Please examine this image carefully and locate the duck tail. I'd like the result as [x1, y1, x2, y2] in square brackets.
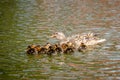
[97, 39, 106, 43]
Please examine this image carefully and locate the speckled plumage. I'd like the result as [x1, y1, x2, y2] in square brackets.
[50, 32, 106, 49]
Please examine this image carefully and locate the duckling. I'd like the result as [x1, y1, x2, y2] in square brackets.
[38, 43, 51, 54]
[26, 44, 38, 55]
[67, 42, 75, 49]
[38, 47, 47, 54]
[61, 42, 74, 54]
[78, 43, 87, 52]
[66, 42, 75, 54]
[47, 45, 55, 56]
[53, 44, 62, 53]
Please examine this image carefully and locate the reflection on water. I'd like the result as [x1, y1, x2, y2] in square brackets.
[0, 0, 120, 80]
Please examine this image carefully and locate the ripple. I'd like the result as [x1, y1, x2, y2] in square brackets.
[0, 0, 120, 80]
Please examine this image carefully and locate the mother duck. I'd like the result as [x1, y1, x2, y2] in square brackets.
[50, 32, 106, 49]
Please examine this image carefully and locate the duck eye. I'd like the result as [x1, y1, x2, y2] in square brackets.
[94, 34, 97, 36]
[55, 32, 58, 34]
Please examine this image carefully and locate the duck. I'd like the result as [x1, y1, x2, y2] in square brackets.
[50, 32, 106, 49]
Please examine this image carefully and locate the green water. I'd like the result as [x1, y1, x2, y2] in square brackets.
[0, 0, 120, 80]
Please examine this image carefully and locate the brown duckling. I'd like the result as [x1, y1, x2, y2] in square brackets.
[38, 43, 51, 54]
[38, 47, 47, 54]
[78, 43, 87, 52]
[26, 44, 38, 55]
[47, 45, 55, 56]
[61, 42, 74, 54]
[53, 44, 62, 53]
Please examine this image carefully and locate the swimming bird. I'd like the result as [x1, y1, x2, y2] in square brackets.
[53, 44, 62, 53]
[50, 32, 106, 49]
[38, 43, 52, 54]
[78, 43, 87, 52]
[26, 44, 39, 55]
[61, 42, 75, 54]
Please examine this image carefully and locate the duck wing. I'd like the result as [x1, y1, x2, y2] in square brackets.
[67, 32, 106, 46]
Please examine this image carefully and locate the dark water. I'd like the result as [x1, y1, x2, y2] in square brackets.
[0, 0, 120, 80]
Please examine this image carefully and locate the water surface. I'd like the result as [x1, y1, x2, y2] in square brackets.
[0, 0, 120, 80]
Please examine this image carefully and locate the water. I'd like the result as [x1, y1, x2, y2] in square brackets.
[0, 0, 120, 80]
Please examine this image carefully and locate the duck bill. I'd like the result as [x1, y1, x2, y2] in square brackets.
[50, 35, 56, 38]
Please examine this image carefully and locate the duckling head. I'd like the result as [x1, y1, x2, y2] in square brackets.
[67, 42, 75, 48]
[50, 32, 66, 41]
[61, 43, 68, 50]
[44, 43, 51, 49]
[78, 43, 87, 52]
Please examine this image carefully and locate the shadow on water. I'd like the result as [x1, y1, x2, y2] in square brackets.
[0, 0, 120, 80]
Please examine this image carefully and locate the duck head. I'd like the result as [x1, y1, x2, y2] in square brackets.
[50, 32, 66, 41]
